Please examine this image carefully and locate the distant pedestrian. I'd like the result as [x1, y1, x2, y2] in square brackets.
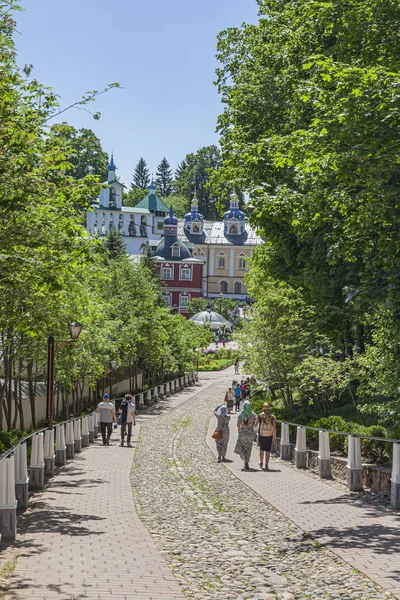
[224, 387, 234, 414]
[234, 383, 241, 412]
[234, 358, 239, 374]
[118, 394, 136, 447]
[241, 380, 247, 399]
[255, 403, 276, 470]
[213, 404, 230, 462]
[234, 400, 257, 470]
[222, 337, 226, 348]
[96, 394, 116, 446]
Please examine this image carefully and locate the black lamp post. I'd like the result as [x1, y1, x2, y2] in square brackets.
[46, 321, 83, 427]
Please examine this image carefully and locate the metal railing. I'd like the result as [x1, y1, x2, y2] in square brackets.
[0, 371, 198, 541]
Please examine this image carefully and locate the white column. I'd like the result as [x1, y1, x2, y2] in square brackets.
[113, 212, 119, 230]
[86, 211, 95, 234]
[347, 435, 363, 491]
[29, 433, 45, 488]
[14, 443, 29, 508]
[391, 442, 400, 509]
[209, 247, 215, 276]
[0, 456, 17, 539]
[318, 430, 332, 478]
[123, 213, 130, 236]
[280, 422, 291, 460]
[44, 429, 55, 476]
[105, 212, 111, 234]
[295, 426, 306, 468]
[229, 248, 234, 278]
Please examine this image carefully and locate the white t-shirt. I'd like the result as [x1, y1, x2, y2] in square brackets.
[126, 404, 135, 424]
[97, 401, 115, 423]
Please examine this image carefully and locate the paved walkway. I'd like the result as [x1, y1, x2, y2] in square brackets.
[2, 371, 400, 599]
[207, 411, 400, 599]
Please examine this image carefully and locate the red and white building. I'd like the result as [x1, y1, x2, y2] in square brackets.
[153, 207, 203, 315]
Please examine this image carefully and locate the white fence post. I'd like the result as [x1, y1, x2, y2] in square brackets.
[81, 416, 89, 447]
[294, 426, 307, 468]
[280, 422, 291, 460]
[391, 442, 400, 509]
[66, 421, 75, 458]
[44, 429, 55, 476]
[74, 419, 82, 453]
[93, 412, 99, 438]
[14, 443, 29, 508]
[0, 456, 17, 540]
[29, 432, 45, 488]
[318, 430, 332, 478]
[347, 435, 363, 491]
[139, 392, 144, 408]
[56, 424, 66, 466]
[88, 415, 94, 443]
[146, 390, 151, 406]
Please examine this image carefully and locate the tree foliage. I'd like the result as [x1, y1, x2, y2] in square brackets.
[131, 157, 151, 189]
[215, 0, 400, 427]
[49, 124, 108, 180]
[155, 157, 173, 197]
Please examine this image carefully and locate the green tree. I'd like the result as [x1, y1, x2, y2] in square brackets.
[103, 228, 127, 260]
[131, 157, 150, 189]
[174, 146, 222, 219]
[122, 187, 147, 207]
[49, 124, 108, 180]
[167, 194, 190, 218]
[155, 157, 173, 197]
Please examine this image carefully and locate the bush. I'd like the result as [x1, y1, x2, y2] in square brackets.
[0, 430, 28, 454]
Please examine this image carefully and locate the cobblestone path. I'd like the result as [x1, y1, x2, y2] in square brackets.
[132, 369, 395, 600]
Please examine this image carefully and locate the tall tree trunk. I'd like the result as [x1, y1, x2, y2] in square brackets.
[26, 361, 37, 429]
[344, 321, 353, 358]
[18, 359, 24, 431]
[355, 322, 365, 354]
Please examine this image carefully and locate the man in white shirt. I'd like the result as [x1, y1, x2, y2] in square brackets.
[96, 394, 116, 446]
[119, 394, 136, 447]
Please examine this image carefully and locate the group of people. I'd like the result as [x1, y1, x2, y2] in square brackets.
[213, 400, 276, 470]
[96, 393, 136, 447]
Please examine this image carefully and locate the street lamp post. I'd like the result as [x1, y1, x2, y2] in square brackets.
[46, 321, 84, 427]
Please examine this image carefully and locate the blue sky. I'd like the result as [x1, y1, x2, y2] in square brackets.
[15, 0, 257, 185]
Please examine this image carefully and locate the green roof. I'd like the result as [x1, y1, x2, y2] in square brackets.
[135, 192, 169, 213]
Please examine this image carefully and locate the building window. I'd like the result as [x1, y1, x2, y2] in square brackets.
[218, 257, 225, 269]
[234, 281, 242, 295]
[162, 293, 171, 307]
[172, 244, 180, 258]
[180, 294, 190, 308]
[109, 187, 117, 209]
[238, 258, 246, 270]
[219, 281, 228, 293]
[161, 267, 172, 280]
[181, 267, 192, 280]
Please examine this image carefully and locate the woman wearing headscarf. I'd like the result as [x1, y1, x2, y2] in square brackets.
[213, 404, 231, 462]
[234, 400, 257, 470]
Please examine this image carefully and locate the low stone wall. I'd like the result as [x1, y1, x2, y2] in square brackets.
[276, 441, 392, 494]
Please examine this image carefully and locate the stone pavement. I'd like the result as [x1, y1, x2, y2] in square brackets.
[3, 420, 187, 599]
[207, 410, 400, 599]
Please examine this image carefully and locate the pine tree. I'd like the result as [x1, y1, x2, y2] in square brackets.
[155, 157, 173, 197]
[131, 157, 150, 189]
[104, 227, 126, 260]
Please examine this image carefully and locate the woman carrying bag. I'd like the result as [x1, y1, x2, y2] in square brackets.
[234, 400, 257, 470]
[213, 405, 230, 462]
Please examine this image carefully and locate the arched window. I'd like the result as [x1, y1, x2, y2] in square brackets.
[239, 258, 246, 269]
[219, 281, 228, 293]
[109, 187, 117, 208]
[234, 281, 242, 295]
[218, 257, 225, 268]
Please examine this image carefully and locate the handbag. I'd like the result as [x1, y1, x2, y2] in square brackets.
[212, 428, 222, 441]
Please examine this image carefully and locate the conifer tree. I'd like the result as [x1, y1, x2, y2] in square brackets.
[131, 157, 150, 189]
[104, 227, 126, 260]
[155, 157, 173, 197]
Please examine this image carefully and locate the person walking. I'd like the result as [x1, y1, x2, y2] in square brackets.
[224, 387, 234, 414]
[213, 404, 230, 462]
[119, 394, 136, 447]
[234, 400, 257, 470]
[234, 358, 239, 375]
[234, 382, 241, 412]
[96, 394, 116, 446]
[255, 403, 276, 470]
